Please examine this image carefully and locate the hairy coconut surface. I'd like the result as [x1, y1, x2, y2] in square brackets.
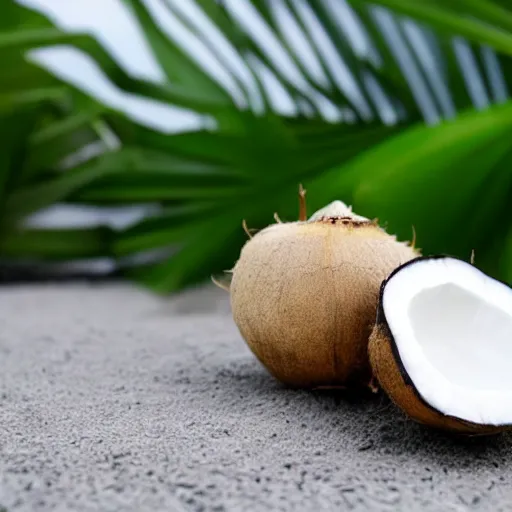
[369, 256, 512, 435]
[230, 202, 417, 388]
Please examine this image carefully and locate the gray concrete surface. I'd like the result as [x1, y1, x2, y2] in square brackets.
[0, 283, 511, 512]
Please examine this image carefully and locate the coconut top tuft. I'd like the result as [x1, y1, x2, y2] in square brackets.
[308, 200, 370, 223]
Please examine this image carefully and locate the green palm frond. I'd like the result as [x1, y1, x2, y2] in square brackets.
[4, 0, 512, 290]
[0, 3, 115, 261]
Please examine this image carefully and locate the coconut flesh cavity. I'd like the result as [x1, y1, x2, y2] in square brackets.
[369, 256, 512, 433]
[230, 197, 418, 388]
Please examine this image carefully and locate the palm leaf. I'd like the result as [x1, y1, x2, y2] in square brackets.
[0, 4, 114, 264]
[4, 0, 512, 289]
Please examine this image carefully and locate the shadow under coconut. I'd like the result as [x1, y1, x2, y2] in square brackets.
[209, 359, 512, 468]
[355, 392, 512, 459]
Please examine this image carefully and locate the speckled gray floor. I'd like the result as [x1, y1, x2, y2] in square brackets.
[0, 283, 511, 512]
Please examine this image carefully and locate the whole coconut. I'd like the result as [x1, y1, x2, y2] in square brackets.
[229, 200, 418, 388]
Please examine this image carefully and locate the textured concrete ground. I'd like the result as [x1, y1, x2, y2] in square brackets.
[1, 283, 511, 512]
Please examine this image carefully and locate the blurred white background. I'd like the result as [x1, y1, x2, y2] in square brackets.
[18, 0, 507, 128]
[19, 0, 405, 129]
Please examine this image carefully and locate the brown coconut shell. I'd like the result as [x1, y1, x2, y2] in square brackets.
[230, 209, 418, 388]
[368, 257, 505, 435]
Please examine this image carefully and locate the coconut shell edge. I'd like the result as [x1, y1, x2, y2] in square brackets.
[368, 273, 506, 436]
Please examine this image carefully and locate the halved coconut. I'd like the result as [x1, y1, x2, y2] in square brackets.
[369, 256, 512, 434]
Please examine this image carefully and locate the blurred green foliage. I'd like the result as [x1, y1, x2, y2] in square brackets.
[3, 0, 512, 292]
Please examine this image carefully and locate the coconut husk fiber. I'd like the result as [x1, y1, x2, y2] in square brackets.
[230, 207, 417, 388]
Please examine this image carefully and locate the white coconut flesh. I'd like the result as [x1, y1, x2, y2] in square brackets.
[382, 257, 512, 426]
